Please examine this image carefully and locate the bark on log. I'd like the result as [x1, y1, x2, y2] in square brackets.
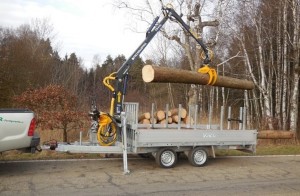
[138, 112, 151, 122]
[170, 108, 187, 118]
[142, 65, 255, 90]
[257, 130, 295, 139]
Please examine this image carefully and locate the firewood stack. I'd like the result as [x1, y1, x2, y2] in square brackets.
[138, 108, 194, 125]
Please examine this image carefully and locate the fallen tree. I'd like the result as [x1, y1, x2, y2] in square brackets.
[142, 65, 255, 90]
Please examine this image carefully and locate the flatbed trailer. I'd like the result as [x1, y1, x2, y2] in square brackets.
[56, 103, 257, 174]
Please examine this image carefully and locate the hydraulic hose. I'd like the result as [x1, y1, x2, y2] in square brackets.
[97, 113, 117, 146]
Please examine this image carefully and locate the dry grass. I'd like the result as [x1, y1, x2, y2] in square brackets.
[216, 143, 300, 156]
[1, 122, 299, 161]
[1, 142, 299, 161]
[37, 125, 90, 145]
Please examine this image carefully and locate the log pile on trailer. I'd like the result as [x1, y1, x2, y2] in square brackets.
[138, 108, 194, 125]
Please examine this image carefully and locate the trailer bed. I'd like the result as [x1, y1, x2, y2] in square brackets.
[53, 102, 258, 173]
[133, 129, 257, 147]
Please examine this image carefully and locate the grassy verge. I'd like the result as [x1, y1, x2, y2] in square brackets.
[1, 144, 300, 161]
[215, 144, 300, 156]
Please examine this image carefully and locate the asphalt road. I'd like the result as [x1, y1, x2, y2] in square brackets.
[0, 155, 300, 196]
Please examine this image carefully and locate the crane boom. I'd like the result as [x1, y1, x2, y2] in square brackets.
[103, 6, 211, 117]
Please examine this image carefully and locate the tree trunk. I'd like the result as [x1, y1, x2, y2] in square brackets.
[142, 65, 255, 90]
[275, 3, 282, 129]
[290, 0, 300, 134]
[282, 0, 288, 130]
[63, 128, 67, 142]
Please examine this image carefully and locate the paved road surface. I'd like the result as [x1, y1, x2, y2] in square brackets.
[1, 155, 300, 196]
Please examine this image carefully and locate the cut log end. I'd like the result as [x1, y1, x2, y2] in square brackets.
[142, 65, 155, 82]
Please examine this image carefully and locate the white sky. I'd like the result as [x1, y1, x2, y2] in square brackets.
[0, 0, 147, 69]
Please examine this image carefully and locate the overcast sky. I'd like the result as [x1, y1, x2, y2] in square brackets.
[0, 0, 148, 69]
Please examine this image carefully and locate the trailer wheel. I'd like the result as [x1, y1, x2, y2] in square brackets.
[188, 147, 208, 167]
[156, 148, 177, 168]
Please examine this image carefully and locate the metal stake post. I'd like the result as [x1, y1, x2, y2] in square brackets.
[121, 112, 130, 175]
[151, 103, 155, 128]
[243, 106, 246, 130]
[227, 106, 231, 130]
[220, 106, 224, 130]
[178, 104, 182, 130]
[79, 131, 82, 145]
[194, 105, 198, 130]
[239, 107, 243, 130]
[165, 104, 169, 128]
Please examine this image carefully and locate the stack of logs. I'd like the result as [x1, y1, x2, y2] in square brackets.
[138, 108, 194, 125]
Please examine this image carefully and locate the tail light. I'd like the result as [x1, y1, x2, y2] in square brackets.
[28, 118, 36, 136]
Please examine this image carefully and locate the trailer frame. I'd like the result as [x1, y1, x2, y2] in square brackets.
[55, 102, 257, 174]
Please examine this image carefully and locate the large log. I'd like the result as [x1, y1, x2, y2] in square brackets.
[171, 115, 180, 123]
[154, 110, 165, 121]
[150, 117, 157, 124]
[138, 112, 151, 122]
[170, 108, 187, 119]
[139, 119, 150, 124]
[142, 65, 255, 90]
[167, 117, 172, 124]
[257, 130, 295, 139]
[183, 116, 194, 124]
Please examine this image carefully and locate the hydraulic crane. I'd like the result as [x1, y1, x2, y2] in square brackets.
[90, 3, 216, 146]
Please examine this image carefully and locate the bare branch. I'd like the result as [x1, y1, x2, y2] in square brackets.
[216, 52, 242, 67]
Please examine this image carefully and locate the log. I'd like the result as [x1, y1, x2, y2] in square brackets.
[139, 119, 150, 124]
[168, 117, 172, 124]
[159, 119, 167, 124]
[183, 116, 194, 124]
[138, 112, 151, 122]
[170, 108, 187, 119]
[142, 65, 255, 90]
[150, 117, 157, 124]
[167, 111, 171, 117]
[257, 130, 295, 139]
[154, 110, 165, 121]
[171, 115, 180, 123]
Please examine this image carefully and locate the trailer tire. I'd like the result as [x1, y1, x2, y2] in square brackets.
[188, 147, 208, 167]
[156, 148, 177, 168]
